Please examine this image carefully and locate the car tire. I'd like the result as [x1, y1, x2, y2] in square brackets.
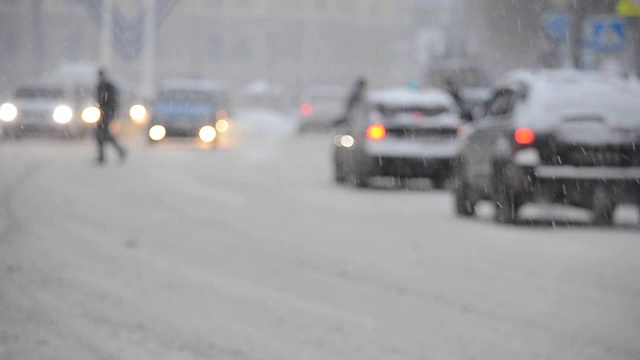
[493, 162, 519, 224]
[592, 185, 615, 226]
[334, 157, 347, 184]
[432, 174, 447, 190]
[454, 179, 475, 217]
[3, 128, 18, 140]
[351, 155, 372, 188]
[352, 174, 370, 188]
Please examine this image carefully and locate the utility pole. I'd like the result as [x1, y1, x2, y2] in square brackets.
[100, 0, 113, 69]
[31, 0, 43, 76]
[142, 0, 156, 98]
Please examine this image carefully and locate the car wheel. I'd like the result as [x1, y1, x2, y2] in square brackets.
[334, 155, 347, 184]
[3, 128, 18, 140]
[592, 185, 615, 226]
[352, 174, 370, 188]
[454, 174, 475, 217]
[432, 174, 447, 190]
[493, 162, 519, 224]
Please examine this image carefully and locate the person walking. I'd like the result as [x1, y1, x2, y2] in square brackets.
[335, 77, 368, 127]
[95, 69, 126, 165]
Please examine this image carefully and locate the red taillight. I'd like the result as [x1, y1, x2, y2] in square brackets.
[514, 127, 535, 145]
[300, 103, 313, 116]
[366, 123, 387, 141]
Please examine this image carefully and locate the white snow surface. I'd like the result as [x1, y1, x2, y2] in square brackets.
[1, 112, 639, 359]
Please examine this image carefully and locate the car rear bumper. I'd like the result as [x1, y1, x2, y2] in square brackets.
[365, 139, 458, 159]
[365, 156, 453, 178]
[534, 166, 640, 181]
[511, 165, 640, 206]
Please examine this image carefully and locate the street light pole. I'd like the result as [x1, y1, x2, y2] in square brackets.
[142, 0, 156, 98]
[100, 0, 113, 69]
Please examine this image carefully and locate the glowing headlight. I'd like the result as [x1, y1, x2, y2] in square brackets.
[53, 105, 73, 124]
[339, 135, 355, 148]
[82, 106, 101, 123]
[199, 125, 217, 143]
[215, 119, 229, 133]
[129, 104, 147, 124]
[0, 103, 17, 122]
[149, 125, 166, 141]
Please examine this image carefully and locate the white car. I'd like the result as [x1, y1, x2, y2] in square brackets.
[454, 69, 640, 225]
[333, 87, 462, 188]
[0, 81, 95, 138]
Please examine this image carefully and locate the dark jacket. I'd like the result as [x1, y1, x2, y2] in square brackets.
[96, 80, 119, 118]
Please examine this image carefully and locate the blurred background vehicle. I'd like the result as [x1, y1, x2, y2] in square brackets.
[454, 69, 640, 225]
[297, 85, 348, 133]
[147, 78, 232, 145]
[239, 79, 289, 113]
[333, 87, 462, 189]
[0, 80, 92, 139]
[426, 56, 493, 121]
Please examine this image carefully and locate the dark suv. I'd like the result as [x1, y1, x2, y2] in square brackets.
[454, 70, 640, 225]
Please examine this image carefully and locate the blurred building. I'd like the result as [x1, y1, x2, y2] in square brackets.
[0, 0, 416, 95]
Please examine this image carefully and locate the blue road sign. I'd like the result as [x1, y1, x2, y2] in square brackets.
[583, 16, 626, 53]
[544, 11, 572, 41]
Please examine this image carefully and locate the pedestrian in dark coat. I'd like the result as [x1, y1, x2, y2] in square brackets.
[95, 69, 126, 164]
[335, 77, 368, 127]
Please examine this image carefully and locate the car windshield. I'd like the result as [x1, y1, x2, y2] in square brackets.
[156, 90, 220, 104]
[3, 2, 640, 359]
[15, 87, 64, 99]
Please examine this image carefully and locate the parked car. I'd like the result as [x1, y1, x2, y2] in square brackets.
[454, 69, 640, 225]
[333, 87, 462, 188]
[147, 78, 232, 144]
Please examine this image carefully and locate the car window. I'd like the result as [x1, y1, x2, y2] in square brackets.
[15, 87, 64, 99]
[487, 89, 515, 117]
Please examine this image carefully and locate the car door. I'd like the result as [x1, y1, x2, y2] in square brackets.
[464, 88, 517, 189]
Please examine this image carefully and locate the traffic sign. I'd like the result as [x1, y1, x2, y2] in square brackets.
[617, 0, 640, 17]
[583, 16, 626, 53]
[544, 11, 572, 41]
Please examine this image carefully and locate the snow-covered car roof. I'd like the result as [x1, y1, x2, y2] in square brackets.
[501, 69, 640, 129]
[500, 68, 635, 89]
[369, 87, 457, 109]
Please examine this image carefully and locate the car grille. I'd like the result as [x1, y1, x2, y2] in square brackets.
[18, 110, 51, 124]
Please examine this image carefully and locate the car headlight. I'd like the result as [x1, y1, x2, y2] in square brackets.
[149, 125, 166, 141]
[129, 104, 147, 124]
[53, 105, 73, 124]
[82, 106, 101, 123]
[215, 119, 229, 133]
[199, 125, 217, 143]
[0, 103, 17, 122]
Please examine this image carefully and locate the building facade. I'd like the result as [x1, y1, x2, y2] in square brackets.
[0, 0, 415, 95]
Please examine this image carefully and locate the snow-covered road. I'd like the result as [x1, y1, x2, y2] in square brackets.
[1, 118, 639, 359]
